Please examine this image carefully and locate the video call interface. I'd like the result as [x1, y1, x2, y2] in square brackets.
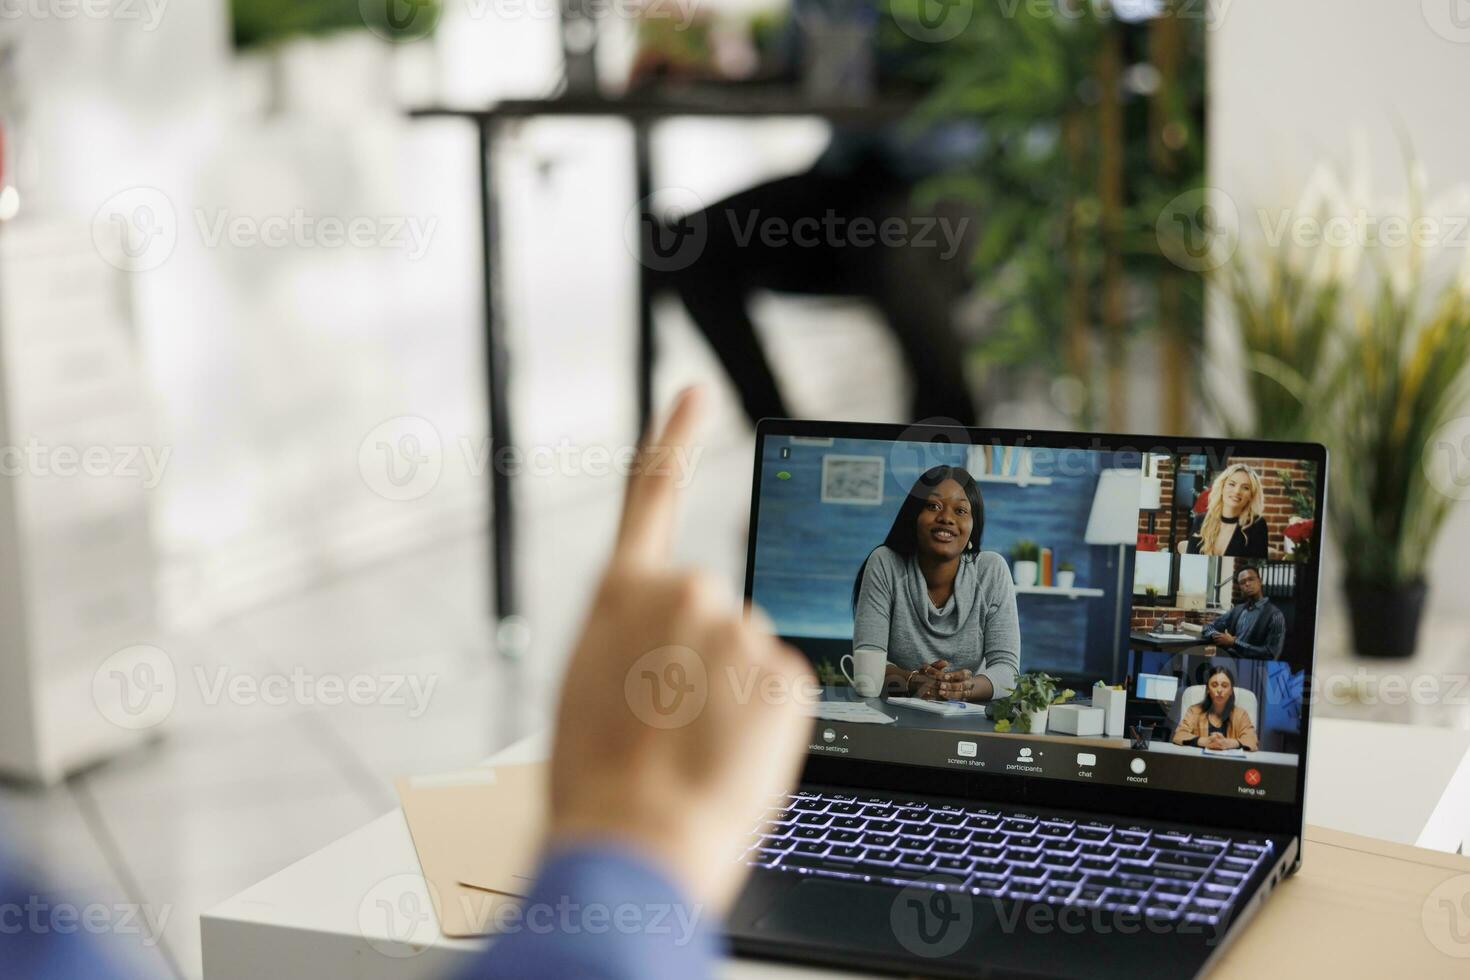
[750, 435, 1321, 803]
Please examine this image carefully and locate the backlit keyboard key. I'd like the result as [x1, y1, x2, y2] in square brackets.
[934, 856, 974, 876]
[1155, 851, 1215, 871]
[897, 856, 937, 873]
[969, 874, 1006, 894]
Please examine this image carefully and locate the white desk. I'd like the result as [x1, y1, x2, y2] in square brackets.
[202, 718, 1470, 979]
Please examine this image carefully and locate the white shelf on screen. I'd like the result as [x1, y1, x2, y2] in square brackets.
[1014, 585, 1106, 599]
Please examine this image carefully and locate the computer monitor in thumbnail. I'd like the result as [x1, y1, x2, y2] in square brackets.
[746, 427, 1324, 804]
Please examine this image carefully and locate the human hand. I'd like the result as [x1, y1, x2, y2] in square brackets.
[935, 669, 973, 700]
[546, 388, 816, 914]
[1215, 631, 1236, 647]
[912, 660, 948, 699]
[1202, 733, 1227, 751]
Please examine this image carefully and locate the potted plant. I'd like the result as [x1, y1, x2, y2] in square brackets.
[1010, 540, 1041, 587]
[1218, 155, 1470, 657]
[991, 673, 1072, 734]
[1329, 278, 1470, 657]
[1056, 561, 1077, 590]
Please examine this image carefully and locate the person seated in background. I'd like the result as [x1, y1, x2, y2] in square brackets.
[1202, 565, 1285, 659]
[1172, 665, 1258, 752]
[851, 465, 1019, 703]
[1182, 463, 1271, 557]
[649, 0, 983, 426]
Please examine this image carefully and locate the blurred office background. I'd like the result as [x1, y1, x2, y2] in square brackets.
[1, 1, 1469, 976]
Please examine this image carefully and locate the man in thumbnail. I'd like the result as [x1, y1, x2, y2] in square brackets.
[1203, 565, 1285, 659]
[851, 465, 1019, 702]
[1172, 665, 1259, 751]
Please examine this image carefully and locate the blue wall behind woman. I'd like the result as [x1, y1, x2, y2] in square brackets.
[751, 437, 1135, 677]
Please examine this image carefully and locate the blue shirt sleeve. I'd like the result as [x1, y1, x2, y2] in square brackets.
[469, 846, 722, 980]
[0, 865, 144, 979]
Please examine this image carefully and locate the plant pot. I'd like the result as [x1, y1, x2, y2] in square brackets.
[1013, 560, 1039, 587]
[1056, 570, 1076, 590]
[1022, 707, 1049, 735]
[1344, 579, 1428, 659]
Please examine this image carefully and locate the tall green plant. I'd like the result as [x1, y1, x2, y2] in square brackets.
[1331, 282, 1470, 586]
[1216, 255, 1344, 442]
[1218, 159, 1470, 588]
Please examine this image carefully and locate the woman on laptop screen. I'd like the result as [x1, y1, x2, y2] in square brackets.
[1171, 665, 1259, 751]
[851, 465, 1019, 702]
[1184, 462, 1270, 557]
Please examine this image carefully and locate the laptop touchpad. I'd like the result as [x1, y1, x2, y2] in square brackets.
[753, 880, 994, 957]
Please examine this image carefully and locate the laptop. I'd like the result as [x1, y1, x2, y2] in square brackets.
[726, 419, 1326, 978]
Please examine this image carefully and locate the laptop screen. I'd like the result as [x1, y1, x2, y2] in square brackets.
[748, 428, 1320, 804]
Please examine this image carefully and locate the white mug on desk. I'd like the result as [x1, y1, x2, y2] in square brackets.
[841, 646, 886, 698]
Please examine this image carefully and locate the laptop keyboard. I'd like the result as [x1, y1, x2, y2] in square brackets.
[742, 791, 1274, 924]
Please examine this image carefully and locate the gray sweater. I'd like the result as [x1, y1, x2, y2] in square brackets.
[853, 546, 1020, 699]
